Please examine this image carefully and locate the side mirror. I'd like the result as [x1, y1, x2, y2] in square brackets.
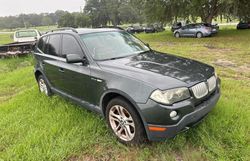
[66, 54, 84, 64]
[146, 43, 150, 48]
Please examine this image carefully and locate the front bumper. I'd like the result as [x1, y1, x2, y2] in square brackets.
[138, 85, 220, 141]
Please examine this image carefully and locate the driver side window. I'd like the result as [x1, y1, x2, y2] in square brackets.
[62, 34, 83, 58]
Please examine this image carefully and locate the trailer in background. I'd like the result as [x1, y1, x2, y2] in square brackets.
[0, 41, 36, 58]
[0, 29, 40, 58]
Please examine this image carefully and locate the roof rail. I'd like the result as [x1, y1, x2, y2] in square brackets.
[46, 27, 78, 34]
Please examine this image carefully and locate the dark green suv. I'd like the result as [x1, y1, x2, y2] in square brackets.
[34, 28, 221, 144]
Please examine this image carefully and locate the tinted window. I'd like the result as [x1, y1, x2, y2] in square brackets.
[47, 34, 61, 56]
[62, 35, 83, 58]
[37, 36, 47, 53]
[187, 24, 195, 29]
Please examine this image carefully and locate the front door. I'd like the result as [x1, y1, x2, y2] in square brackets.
[58, 34, 91, 101]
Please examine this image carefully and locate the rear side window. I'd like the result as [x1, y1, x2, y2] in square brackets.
[47, 34, 61, 56]
[62, 35, 83, 58]
[37, 36, 47, 53]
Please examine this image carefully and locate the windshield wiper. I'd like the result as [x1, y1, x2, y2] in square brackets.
[109, 55, 130, 60]
[137, 50, 150, 56]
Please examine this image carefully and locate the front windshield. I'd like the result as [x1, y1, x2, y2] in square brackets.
[80, 31, 149, 60]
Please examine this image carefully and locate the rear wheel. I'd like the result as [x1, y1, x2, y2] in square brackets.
[37, 75, 52, 96]
[106, 97, 147, 144]
[174, 32, 180, 38]
[196, 32, 203, 38]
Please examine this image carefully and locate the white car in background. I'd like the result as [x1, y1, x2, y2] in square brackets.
[14, 29, 41, 43]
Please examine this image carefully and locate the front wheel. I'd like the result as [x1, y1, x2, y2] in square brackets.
[106, 97, 147, 144]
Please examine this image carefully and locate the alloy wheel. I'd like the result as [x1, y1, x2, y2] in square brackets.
[39, 78, 48, 95]
[109, 105, 135, 141]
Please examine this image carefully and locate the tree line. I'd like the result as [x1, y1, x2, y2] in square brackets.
[0, 0, 249, 29]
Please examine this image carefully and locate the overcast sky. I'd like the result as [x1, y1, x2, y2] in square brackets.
[0, 0, 85, 16]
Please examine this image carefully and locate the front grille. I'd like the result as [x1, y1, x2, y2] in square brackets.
[207, 76, 216, 92]
[191, 75, 217, 99]
[191, 82, 208, 99]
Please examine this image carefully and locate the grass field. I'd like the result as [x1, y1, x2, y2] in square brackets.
[0, 27, 249, 161]
[0, 33, 12, 45]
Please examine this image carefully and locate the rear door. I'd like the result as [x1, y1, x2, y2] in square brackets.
[189, 24, 198, 36]
[41, 34, 67, 91]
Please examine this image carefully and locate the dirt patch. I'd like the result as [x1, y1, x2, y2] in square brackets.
[204, 44, 217, 49]
[65, 144, 139, 161]
[213, 59, 237, 68]
[154, 42, 177, 48]
[204, 44, 235, 53]
[237, 64, 250, 73]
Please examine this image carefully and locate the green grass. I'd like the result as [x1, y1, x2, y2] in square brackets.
[0, 27, 249, 161]
[0, 33, 12, 45]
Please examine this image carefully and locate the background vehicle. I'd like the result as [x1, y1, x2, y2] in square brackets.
[0, 29, 40, 58]
[171, 22, 182, 32]
[153, 23, 165, 32]
[237, 22, 250, 29]
[14, 29, 41, 43]
[126, 25, 144, 34]
[144, 25, 156, 33]
[174, 24, 212, 38]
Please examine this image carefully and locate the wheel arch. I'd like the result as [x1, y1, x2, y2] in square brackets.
[34, 69, 51, 87]
[100, 89, 150, 137]
[196, 31, 203, 37]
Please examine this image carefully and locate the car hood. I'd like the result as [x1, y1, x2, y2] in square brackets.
[97, 51, 215, 89]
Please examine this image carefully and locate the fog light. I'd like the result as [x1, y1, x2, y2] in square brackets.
[170, 111, 177, 118]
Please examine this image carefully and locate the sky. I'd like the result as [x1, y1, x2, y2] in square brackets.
[0, 0, 85, 17]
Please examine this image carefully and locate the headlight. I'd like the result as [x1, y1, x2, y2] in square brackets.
[150, 87, 190, 105]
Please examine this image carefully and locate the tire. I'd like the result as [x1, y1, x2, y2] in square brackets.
[196, 32, 203, 38]
[37, 75, 52, 96]
[174, 32, 180, 38]
[105, 97, 147, 144]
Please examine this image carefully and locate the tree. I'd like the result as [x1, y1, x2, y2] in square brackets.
[131, 0, 190, 24]
[84, 0, 109, 27]
[42, 16, 53, 26]
[75, 13, 91, 27]
[58, 12, 76, 28]
[187, 0, 233, 23]
[235, 0, 250, 22]
[84, 0, 141, 27]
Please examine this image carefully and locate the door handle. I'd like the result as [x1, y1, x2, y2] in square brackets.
[59, 68, 64, 73]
